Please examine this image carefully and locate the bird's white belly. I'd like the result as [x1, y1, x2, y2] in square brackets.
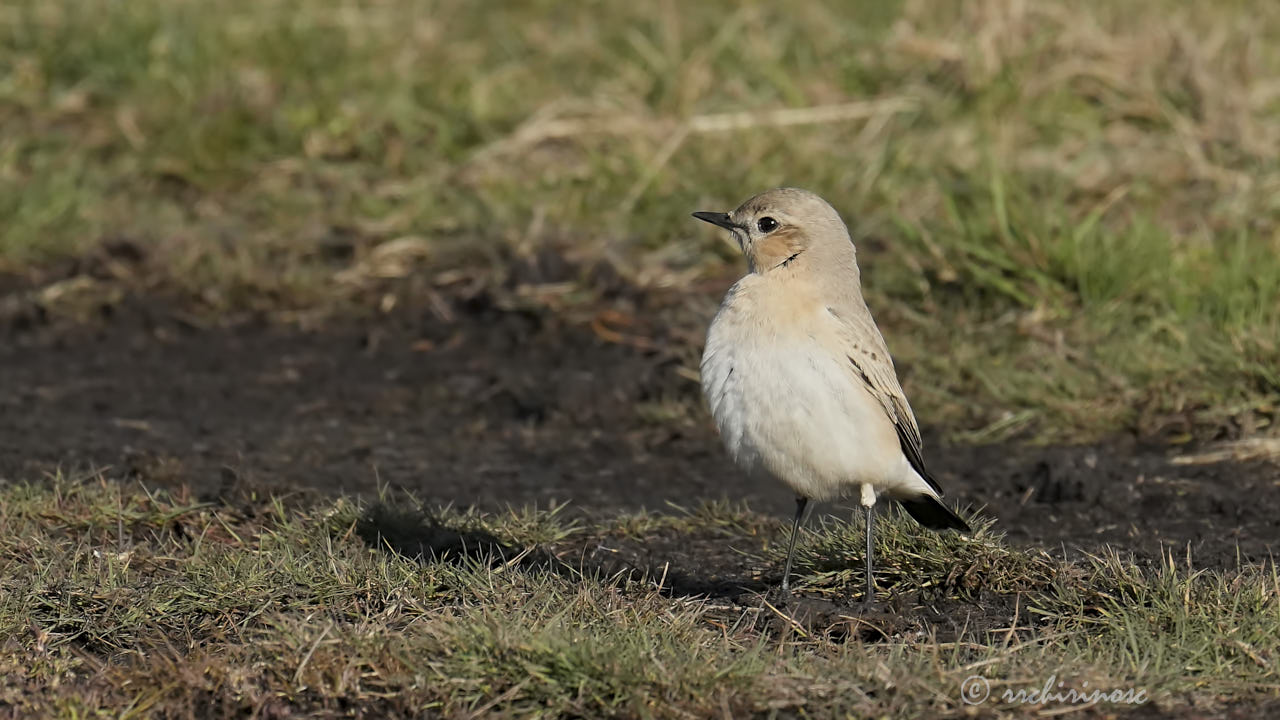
[702, 331, 909, 502]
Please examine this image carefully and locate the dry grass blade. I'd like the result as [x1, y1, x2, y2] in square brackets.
[1172, 438, 1280, 466]
[470, 97, 920, 165]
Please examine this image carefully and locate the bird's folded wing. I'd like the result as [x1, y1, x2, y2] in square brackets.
[828, 305, 943, 496]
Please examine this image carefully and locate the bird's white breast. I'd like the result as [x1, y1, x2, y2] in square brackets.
[700, 278, 919, 502]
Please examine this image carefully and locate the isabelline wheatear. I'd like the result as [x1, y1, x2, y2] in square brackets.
[694, 188, 969, 604]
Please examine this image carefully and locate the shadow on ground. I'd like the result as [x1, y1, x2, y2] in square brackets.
[354, 501, 771, 600]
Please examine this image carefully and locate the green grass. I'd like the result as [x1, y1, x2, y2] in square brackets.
[3, 0, 1279, 440]
[1, 476, 1276, 717]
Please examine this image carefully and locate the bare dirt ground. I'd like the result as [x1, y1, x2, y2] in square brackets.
[3, 279, 1277, 583]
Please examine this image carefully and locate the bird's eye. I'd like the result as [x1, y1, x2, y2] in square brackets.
[757, 217, 779, 233]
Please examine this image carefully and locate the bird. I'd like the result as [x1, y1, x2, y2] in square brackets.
[693, 187, 969, 605]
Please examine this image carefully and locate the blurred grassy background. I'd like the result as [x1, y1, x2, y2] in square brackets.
[2, 0, 1278, 441]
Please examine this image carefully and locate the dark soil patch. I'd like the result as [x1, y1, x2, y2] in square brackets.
[2, 286, 1278, 584]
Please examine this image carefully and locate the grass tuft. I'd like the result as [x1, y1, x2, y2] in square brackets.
[787, 509, 1061, 599]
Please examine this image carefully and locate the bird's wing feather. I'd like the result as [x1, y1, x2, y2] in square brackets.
[827, 303, 943, 496]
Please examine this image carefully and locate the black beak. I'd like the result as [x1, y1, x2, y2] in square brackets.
[691, 211, 739, 231]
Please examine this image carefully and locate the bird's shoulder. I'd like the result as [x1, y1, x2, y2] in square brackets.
[820, 296, 893, 362]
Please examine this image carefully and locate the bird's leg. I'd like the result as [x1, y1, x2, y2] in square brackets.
[860, 483, 876, 607]
[781, 496, 808, 595]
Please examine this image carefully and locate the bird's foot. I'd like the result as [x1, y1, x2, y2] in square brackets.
[764, 583, 794, 607]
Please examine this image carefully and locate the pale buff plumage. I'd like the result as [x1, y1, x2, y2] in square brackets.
[694, 188, 968, 600]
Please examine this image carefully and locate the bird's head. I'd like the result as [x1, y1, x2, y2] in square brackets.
[693, 187, 853, 275]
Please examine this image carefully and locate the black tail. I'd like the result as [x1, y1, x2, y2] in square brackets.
[899, 495, 970, 532]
